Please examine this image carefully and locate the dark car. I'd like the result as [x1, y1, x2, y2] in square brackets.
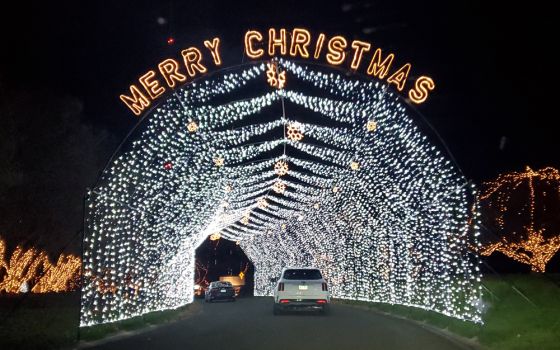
[204, 281, 236, 302]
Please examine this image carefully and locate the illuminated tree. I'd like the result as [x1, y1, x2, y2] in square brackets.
[0, 237, 81, 293]
[0, 244, 49, 293]
[0, 239, 7, 275]
[31, 254, 82, 293]
[480, 166, 560, 272]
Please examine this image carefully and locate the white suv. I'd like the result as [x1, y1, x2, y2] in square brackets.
[272, 267, 330, 315]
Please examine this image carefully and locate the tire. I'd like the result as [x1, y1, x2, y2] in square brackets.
[273, 304, 282, 315]
[320, 305, 330, 316]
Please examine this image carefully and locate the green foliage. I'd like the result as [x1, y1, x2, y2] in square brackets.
[0, 292, 192, 349]
[339, 274, 560, 350]
[0, 293, 80, 350]
[79, 304, 193, 342]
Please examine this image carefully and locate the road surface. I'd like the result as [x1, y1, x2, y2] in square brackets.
[85, 297, 469, 350]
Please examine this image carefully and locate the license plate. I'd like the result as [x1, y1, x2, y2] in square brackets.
[298, 285, 308, 290]
[220, 289, 226, 292]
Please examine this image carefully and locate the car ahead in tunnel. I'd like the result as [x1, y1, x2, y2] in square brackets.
[272, 267, 330, 315]
[205, 281, 236, 302]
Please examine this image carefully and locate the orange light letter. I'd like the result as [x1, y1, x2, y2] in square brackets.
[139, 70, 165, 99]
[204, 38, 222, 66]
[326, 36, 347, 65]
[289, 28, 311, 58]
[268, 28, 287, 56]
[120, 85, 151, 116]
[314, 33, 326, 59]
[158, 59, 187, 89]
[366, 48, 394, 79]
[408, 76, 435, 104]
[181, 47, 208, 77]
[245, 30, 264, 58]
[387, 63, 411, 91]
[350, 40, 371, 70]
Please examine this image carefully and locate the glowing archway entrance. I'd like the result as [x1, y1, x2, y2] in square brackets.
[80, 59, 482, 326]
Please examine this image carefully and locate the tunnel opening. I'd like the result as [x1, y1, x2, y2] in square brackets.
[194, 236, 255, 298]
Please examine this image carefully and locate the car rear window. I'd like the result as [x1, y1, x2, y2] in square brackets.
[211, 282, 232, 288]
[283, 269, 322, 280]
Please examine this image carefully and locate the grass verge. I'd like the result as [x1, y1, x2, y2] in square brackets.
[0, 292, 81, 350]
[336, 274, 560, 350]
[79, 302, 195, 343]
[0, 292, 196, 349]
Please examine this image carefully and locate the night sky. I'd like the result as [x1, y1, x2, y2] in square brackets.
[1, 0, 558, 257]
[2, 1, 558, 180]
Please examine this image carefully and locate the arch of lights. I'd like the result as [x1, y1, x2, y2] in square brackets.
[80, 59, 483, 326]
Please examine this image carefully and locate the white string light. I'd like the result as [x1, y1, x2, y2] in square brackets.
[80, 60, 482, 326]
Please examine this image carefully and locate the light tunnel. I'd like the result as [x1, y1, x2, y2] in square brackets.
[80, 59, 482, 326]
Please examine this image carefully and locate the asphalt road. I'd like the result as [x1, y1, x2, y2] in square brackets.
[86, 297, 469, 350]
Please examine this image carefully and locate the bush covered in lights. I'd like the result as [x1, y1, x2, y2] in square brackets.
[80, 59, 482, 326]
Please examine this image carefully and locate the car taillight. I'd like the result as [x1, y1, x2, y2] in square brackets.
[317, 299, 327, 304]
[278, 283, 284, 291]
[280, 299, 290, 304]
[322, 283, 328, 291]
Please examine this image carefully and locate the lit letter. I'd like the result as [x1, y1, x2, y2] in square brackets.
[408, 76, 435, 104]
[204, 37, 222, 66]
[387, 63, 411, 91]
[326, 36, 347, 65]
[120, 85, 150, 116]
[139, 70, 165, 99]
[350, 40, 371, 70]
[245, 30, 264, 58]
[366, 48, 394, 79]
[289, 28, 311, 58]
[158, 59, 187, 89]
[268, 28, 287, 56]
[314, 33, 325, 59]
[181, 47, 208, 77]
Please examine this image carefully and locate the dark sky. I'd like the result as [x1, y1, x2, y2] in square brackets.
[1, 0, 558, 182]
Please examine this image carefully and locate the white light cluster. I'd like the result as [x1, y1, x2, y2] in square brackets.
[81, 59, 482, 326]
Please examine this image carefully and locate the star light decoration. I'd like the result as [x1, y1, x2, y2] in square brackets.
[80, 59, 482, 326]
[287, 122, 304, 141]
[209, 232, 221, 241]
[366, 120, 377, 132]
[266, 61, 286, 89]
[187, 121, 198, 133]
[272, 181, 286, 194]
[274, 160, 289, 176]
[213, 157, 224, 167]
[257, 197, 268, 209]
